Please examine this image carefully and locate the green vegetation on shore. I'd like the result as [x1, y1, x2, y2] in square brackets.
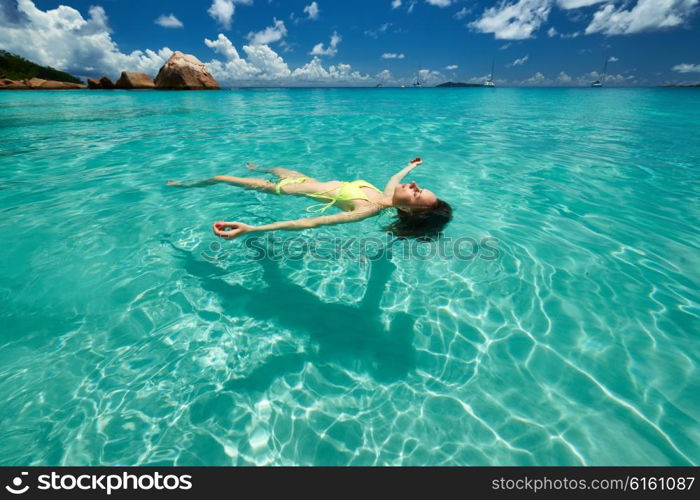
[436, 81, 485, 88]
[0, 50, 82, 84]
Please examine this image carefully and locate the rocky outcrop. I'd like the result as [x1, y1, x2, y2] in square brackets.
[99, 76, 115, 89]
[154, 52, 219, 90]
[0, 78, 21, 89]
[0, 77, 85, 89]
[115, 71, 155, 89]
[28, 78, 85, 89]
[87, 76, 116, 89]
[0, 51, 220, 91]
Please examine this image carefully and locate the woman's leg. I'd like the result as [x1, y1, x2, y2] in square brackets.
[246, 163, 317, 182]
[167, 175, 276, 192]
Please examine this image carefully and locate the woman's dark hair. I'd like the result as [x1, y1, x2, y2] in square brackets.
[383, 199, 453, 241]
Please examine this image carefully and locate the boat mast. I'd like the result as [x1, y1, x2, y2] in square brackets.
[413, 64, 422, 87]
[601, 56, 608, 84]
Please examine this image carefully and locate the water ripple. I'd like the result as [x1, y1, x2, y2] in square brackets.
[0, 88, 698, 465]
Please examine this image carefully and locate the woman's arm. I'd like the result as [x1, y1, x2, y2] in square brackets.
[213, 208, 377, 239]
[383, 157, 422, 196]
[167, 178, 219, 187]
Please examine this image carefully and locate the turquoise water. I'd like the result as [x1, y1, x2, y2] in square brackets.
[0, 88, 698, 466]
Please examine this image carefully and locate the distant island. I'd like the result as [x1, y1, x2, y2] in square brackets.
[660, 83, 700, 88]
[0, 50, 81, 83]
[436, 81, 485, 88]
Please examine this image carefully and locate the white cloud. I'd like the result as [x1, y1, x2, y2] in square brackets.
[547, 27, 582, 38]
[243, 43, 293, 79]
[208, 0, 234, 29]
[205, 33, 241, 60]
[509, 54, 529, 66]
[526, 71, 547, 83]
[304, 2, 320, 20]
[454, 68, 636, 87]
[425, 0, 452, 7]
[454, 7, 470, 20]
[381, 53, 405, 59]
[469, 0, 695, 39]
[290, 57, 328, 80]
[310, 31, 341, 56]
[205, 59, 255, 82]
[446, 64, 458, 70]
[291, 57, 370, 84]
[515, 70, 634, 86]
[278, 40, 294, 53]
[556, 0, 607, 8]
[155, 14, 183, 29]
[608, 56, 619, 62]
[470, 0, 552, 39]
[418, 68, 445, 85]
[0, 0, 172, 78]
[377, 69, 392, 80]
[247, 18, 287, 45]
[391, 0, 402, 9]
[365, 22, 392, 38]
[582, 70, 632, 84]
[205, 34, 367, 85]
[466, 74, 492, 84]
[585, 0, 700, 35]
[673, 63, 700, 73]
[207, 0, 252, 30]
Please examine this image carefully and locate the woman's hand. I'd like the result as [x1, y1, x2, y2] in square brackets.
[213, 221, 253, 239]
[409, 157, 422, 166]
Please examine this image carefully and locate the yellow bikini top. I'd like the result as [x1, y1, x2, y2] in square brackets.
[306, 179, 382, 213]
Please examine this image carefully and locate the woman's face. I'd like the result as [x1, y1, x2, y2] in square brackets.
[392, 181, 438, 211]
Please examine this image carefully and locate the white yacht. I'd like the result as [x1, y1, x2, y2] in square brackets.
[591, 57, 608, 87]
[412, 71, 423, 87]
[484, 58, 495, 87]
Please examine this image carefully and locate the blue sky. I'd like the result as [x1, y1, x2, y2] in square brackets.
[1, 0, 699, 86]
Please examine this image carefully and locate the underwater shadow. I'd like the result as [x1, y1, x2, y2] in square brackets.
[171, 243, 417, 390]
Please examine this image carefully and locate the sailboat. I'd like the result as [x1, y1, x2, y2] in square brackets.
[591, 56, 608, 87]
[412, 69, 423, 87]
[484, 57, 495, 87]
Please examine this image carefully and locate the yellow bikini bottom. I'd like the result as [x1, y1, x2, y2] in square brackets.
[274, 177, 382, 212]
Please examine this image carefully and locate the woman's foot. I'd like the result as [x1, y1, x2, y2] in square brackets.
[166, 180, 183, 186]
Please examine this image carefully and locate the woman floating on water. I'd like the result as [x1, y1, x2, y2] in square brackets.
[168, 158, 452, 240]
